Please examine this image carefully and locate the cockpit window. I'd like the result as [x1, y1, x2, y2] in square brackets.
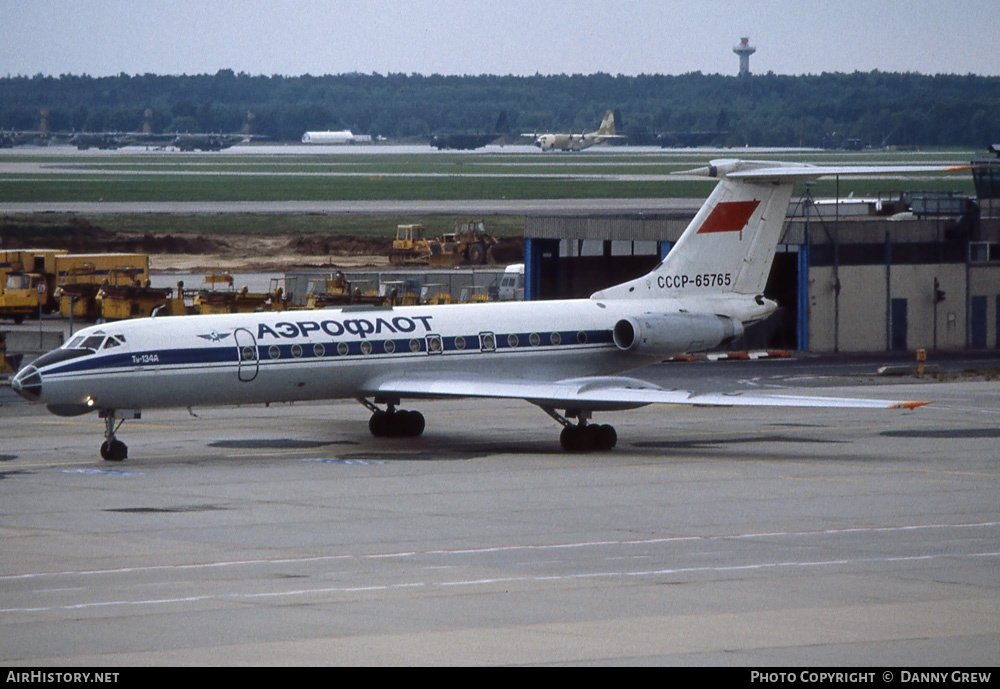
[81, 336, 105, 350]
[65, 331, 125, 353]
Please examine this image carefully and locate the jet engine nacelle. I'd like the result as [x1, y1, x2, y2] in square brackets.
[613, 312, 744, 357]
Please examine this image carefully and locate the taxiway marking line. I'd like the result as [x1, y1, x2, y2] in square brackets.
[3, 521, 996, 581]
[3, 551, 998, 615]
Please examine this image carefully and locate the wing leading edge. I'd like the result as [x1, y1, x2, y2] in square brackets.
[360, 375, 929, 412]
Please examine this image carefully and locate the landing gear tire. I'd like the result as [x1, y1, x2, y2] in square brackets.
[369, 410, 389, 437]
[369, 409, 425, 438]
[560, 425, 589, 452]
[99, 409, 133, 461]
[559, 424, 617, 452]
[100, 439, 128, 461]
[594, 424, 617, 451]
[401, 410, 425, 437]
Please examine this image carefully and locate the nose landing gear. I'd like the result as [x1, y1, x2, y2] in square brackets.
[98, 409, 140, 461]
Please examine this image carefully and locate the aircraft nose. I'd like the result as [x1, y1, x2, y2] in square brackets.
[11, 365, 41, 401]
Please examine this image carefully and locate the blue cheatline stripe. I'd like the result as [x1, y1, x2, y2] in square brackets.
[49, 347, 233, 375]
[43, 329, 617, 377]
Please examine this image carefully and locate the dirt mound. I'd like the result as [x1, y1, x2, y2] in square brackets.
[1, 217, 115, 248]
[132, 233, 228, 254]
[1, 216, 393, 272]
[1, 216, 230, 254]
[287, 235, 391, 256]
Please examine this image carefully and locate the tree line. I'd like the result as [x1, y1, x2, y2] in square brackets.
[1, 70, 997, 148]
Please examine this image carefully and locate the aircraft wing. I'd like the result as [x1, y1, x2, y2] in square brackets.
[359, 375, 928, 411]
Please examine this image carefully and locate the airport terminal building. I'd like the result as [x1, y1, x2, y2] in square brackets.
[522, 155, 1000, 353]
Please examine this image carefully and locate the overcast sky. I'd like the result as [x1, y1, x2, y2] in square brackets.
[2, 0, 998, 78]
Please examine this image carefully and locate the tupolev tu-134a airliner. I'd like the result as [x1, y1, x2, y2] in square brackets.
[13, 159, 968, 461]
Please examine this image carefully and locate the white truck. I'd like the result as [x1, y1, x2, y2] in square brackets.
[497, 263, 524, 301]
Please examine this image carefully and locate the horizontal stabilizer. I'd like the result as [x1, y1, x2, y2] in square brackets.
[673, 159, 972, 183]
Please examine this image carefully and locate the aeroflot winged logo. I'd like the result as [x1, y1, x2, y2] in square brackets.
[197, 331, 232, 342]
[696, 200, 760, 239]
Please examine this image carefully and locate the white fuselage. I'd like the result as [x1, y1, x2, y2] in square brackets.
[17, 294, 761, 413]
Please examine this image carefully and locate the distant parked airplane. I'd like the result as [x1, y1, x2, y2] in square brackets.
[301, 130, 355, 144]
[531, 110, 624, 151]
[430, 112, 510, 150]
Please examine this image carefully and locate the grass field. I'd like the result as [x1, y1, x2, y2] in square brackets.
[0, 147, 980, 237]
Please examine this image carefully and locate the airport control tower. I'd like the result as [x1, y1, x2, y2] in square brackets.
[733, 37, 756, 77]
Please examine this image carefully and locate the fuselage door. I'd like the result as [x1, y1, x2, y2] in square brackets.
[234, 327, 259, 382]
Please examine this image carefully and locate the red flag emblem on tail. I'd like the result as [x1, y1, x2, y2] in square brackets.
[697, 200, 760, 236]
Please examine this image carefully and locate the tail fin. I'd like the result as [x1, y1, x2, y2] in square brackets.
[597, 109, 616, 136]
[593, 159, 971, 303]
[593, 160, 796, 300]
[494, 110, 509, 134]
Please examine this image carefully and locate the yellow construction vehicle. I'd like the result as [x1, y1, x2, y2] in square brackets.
[57, 264, 104, 319]
[0, 250, 67, 323]
[389, 224, 438, 265]
[0, 331, 23, 375]
[430, 219, 500, 266]
[381, 280, 422, 306]
[55, 254, 152, 320]
[193, 273, 288, 314]
[420, 283, 452, 304]
[305, 272, 385, 308]
[459, 285, 492, 303]
[388, 221, 522, 266]
[97, 281, 188, 320]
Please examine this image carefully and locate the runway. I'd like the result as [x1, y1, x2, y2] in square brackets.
[0, 198, 703, 217]
[1, 361, 997, 666]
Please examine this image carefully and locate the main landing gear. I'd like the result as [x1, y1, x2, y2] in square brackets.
[358, 398, 425, 438]
[358, 399, 617, 451]
[542, 407, 618, 452]
[98, 409, 134, 461]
